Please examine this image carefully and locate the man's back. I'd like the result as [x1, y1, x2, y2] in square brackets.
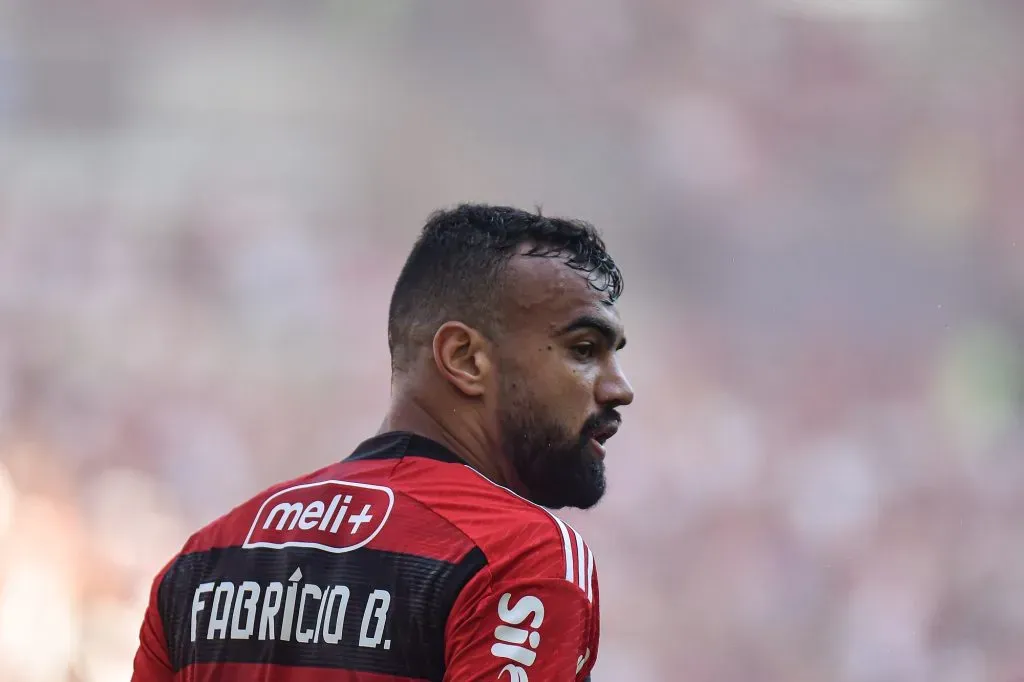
[133, 432, 599, 682]
[132, 204, 634, 681]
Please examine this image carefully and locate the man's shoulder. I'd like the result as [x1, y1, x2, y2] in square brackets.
[172, 441, 595, 598]
[403, 463, 596, 596]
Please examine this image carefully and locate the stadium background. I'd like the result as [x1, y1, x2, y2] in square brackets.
[0, 1, 1022, 680]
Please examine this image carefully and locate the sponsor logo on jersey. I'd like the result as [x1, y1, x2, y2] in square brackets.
[499, 663, 529, 682]
[491, 592, 544, 680]
[243, 480, 394, 553]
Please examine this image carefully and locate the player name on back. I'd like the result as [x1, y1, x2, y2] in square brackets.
[244, 480, 394, 553]
[190, 567, 393, 650]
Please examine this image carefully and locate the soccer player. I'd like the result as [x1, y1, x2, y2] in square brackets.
[131, 204, 634, 682]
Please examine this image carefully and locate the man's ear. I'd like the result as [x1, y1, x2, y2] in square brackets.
[432, 321, 493, 397]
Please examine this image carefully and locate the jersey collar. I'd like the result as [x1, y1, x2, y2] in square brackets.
[345, 431, 465, 464]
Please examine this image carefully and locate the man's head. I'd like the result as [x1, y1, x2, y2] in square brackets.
[388, 204, 634, 509]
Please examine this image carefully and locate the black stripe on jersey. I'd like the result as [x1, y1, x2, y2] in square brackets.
[345, 432, 464, 465]
[158, 545, 487, 681]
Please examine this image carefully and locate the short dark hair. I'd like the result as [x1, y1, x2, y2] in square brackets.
[387, 203, 623, 371]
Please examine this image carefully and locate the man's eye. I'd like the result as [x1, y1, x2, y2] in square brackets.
[572, 343, 596, 360]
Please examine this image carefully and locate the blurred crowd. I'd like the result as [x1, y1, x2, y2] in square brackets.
[0, 1, 1022, 681]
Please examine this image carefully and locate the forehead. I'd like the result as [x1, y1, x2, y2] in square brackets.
[501, 253, 621, 332]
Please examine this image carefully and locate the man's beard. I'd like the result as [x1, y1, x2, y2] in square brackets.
[497, 378, 610, 510]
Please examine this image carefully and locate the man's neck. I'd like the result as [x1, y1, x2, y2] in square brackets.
[379, 393, 511, 488]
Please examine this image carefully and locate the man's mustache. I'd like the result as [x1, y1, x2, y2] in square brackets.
[581, 409, 622, 438]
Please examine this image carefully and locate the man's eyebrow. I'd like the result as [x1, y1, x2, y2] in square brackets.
[555, 314, 627, 350]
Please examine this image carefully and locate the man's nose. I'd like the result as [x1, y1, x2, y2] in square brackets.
[597, 357, 634, 408]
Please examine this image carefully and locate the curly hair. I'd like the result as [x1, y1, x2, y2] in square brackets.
[387, 203, 623, 371]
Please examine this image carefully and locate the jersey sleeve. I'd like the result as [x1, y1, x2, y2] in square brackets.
[131, 559, 175, 682]
[443, 519, 599, 681]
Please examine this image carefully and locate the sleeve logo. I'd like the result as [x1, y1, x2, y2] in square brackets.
[243, 480, 394, 553]
[491, 592, 544, 681]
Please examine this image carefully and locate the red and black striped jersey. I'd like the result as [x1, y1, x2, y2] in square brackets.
[131, 431, 599, 682]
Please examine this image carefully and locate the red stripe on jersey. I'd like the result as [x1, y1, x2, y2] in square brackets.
[366, 494, 474, 561]
[179, 662, 427, 682]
